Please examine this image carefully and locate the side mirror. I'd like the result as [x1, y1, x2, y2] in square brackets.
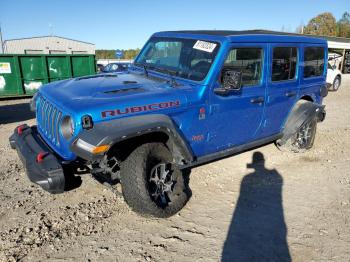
[214, 70, 243, 95]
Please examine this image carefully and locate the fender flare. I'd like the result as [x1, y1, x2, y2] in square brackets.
[278, 100, 326, 146]
[71, 114, 194, 165]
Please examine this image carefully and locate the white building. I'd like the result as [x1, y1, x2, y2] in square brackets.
[3, 35, 95, 54]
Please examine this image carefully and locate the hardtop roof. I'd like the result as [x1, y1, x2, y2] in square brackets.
[153, 30, 327, 44]
[160, 30, 302, 36]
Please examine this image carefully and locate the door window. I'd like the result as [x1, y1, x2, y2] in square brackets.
[223, 48, 263, 86]
[272, 47, 297, 82]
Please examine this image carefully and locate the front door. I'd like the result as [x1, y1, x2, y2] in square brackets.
[206, 43, 267, 154]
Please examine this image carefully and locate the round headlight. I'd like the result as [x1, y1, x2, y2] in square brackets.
[60, 116, 74, 140]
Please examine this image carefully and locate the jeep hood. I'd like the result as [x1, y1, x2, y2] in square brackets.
[39, 72, 195, 122]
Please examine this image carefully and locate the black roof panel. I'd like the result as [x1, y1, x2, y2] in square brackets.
[160, 30, 303, 37]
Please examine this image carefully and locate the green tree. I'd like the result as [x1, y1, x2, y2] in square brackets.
[95, 49, 115, 59]
[337, 12, 350, 38]
[123, 48, 141, 59]
[304, 12, 337, 36]
[95, 49, 141, 60]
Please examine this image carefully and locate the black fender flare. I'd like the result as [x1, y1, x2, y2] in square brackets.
[278, 100, 326, 146]
[71, 114, 194, 165]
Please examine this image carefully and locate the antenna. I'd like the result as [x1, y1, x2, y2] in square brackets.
[0, 24, 4, 54]
[49, 23, 53, 36]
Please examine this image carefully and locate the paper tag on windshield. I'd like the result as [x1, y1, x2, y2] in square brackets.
[193, 40, 217, 53]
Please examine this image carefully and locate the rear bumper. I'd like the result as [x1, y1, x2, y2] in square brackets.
[9, 124, 65, 194]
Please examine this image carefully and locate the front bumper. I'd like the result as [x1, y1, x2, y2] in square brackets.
[9, 124, 65, 194]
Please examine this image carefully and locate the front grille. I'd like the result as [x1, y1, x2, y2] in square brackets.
[37, 95, 63, 146]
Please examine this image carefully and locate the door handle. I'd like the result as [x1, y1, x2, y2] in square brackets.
[285, 91, 296, 97]
[250, 97, 264, 104]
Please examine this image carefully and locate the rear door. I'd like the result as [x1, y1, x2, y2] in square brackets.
[260, 44, 299, 137]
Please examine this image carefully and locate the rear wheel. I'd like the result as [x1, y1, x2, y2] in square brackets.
[276, 117, 317, 153]
[120, 143, 190, 218]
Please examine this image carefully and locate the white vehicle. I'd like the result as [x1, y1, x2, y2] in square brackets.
[327, 53, 342, 92]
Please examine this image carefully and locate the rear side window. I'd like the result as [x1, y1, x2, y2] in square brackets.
[272, 47, 297, 82]
[224, 48, 263, 86]
[304, 47, 325, 78]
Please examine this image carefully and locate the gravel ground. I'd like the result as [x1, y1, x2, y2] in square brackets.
[0, 76, 350, 262]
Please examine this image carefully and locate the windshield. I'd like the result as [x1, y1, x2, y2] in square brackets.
[135, 37, 220, 81]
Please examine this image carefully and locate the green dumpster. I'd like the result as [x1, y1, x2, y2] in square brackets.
[0, 54, 96, 98]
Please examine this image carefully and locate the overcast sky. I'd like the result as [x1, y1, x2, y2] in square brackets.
[1, 0, 349, 49]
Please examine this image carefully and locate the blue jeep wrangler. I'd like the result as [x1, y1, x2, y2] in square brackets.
[10, 30, 327, 217]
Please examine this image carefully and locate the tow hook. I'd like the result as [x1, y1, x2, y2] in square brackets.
[17, 124, 28, 135]
[36, 152, 49, 163]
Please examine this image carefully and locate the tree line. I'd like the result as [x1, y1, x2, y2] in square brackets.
[96, 49, 141, 60]
[299, 11, 350, 38]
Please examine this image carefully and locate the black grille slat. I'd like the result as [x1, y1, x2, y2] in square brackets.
[56, 111, 62, 145]
[51, 108, 57, 141]
[46, 104, 52, 136]
[42, 100, 48, 133]
[36, 96, 42, 128]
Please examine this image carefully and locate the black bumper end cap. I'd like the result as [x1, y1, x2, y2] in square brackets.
[9, 125, 66, 194]
[9, 135, 16, 149]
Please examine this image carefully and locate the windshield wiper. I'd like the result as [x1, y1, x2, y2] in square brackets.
[151, 66, 180, 87]
[134, 62, 149, 77]
[143, 65, 149, 77]
[134, 62, 180, 87]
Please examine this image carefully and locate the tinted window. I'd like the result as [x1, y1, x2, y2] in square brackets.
[223, 48, 263, 86]
[104, 64, 111, 71]
[111, 64, 118, 71]
[304, 47, 325, 78]
[272, 47, 297, 82]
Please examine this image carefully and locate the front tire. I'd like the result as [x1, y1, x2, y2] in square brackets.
[120, 143, 190, 218]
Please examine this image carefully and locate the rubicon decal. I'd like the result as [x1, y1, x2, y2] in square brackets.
[102, 100, 180, 118]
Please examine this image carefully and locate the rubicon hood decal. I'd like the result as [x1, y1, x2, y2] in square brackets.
[101, 100, 180, 118]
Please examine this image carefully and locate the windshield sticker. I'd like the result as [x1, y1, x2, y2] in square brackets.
[193, 40, 217, 53]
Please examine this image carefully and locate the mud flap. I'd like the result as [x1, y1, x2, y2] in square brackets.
[278, 101, 326, 146]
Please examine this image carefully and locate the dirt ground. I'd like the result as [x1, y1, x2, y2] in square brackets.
[0, 76, 350, 262]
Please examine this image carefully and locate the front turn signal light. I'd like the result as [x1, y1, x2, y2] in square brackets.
[92, 145, 110, 154]
[75, 139, 110, 154]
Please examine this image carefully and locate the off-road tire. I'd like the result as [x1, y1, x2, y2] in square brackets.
[276, 117, 317, 153]
[120, 142, 190, 218]
[331, 76, 341, 92]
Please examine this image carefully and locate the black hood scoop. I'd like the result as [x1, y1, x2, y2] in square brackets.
[75, 74, 119, 81]
[103, 87, 145, 94]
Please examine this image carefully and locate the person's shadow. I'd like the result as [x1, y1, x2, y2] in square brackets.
[222, 152, 291, 262]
